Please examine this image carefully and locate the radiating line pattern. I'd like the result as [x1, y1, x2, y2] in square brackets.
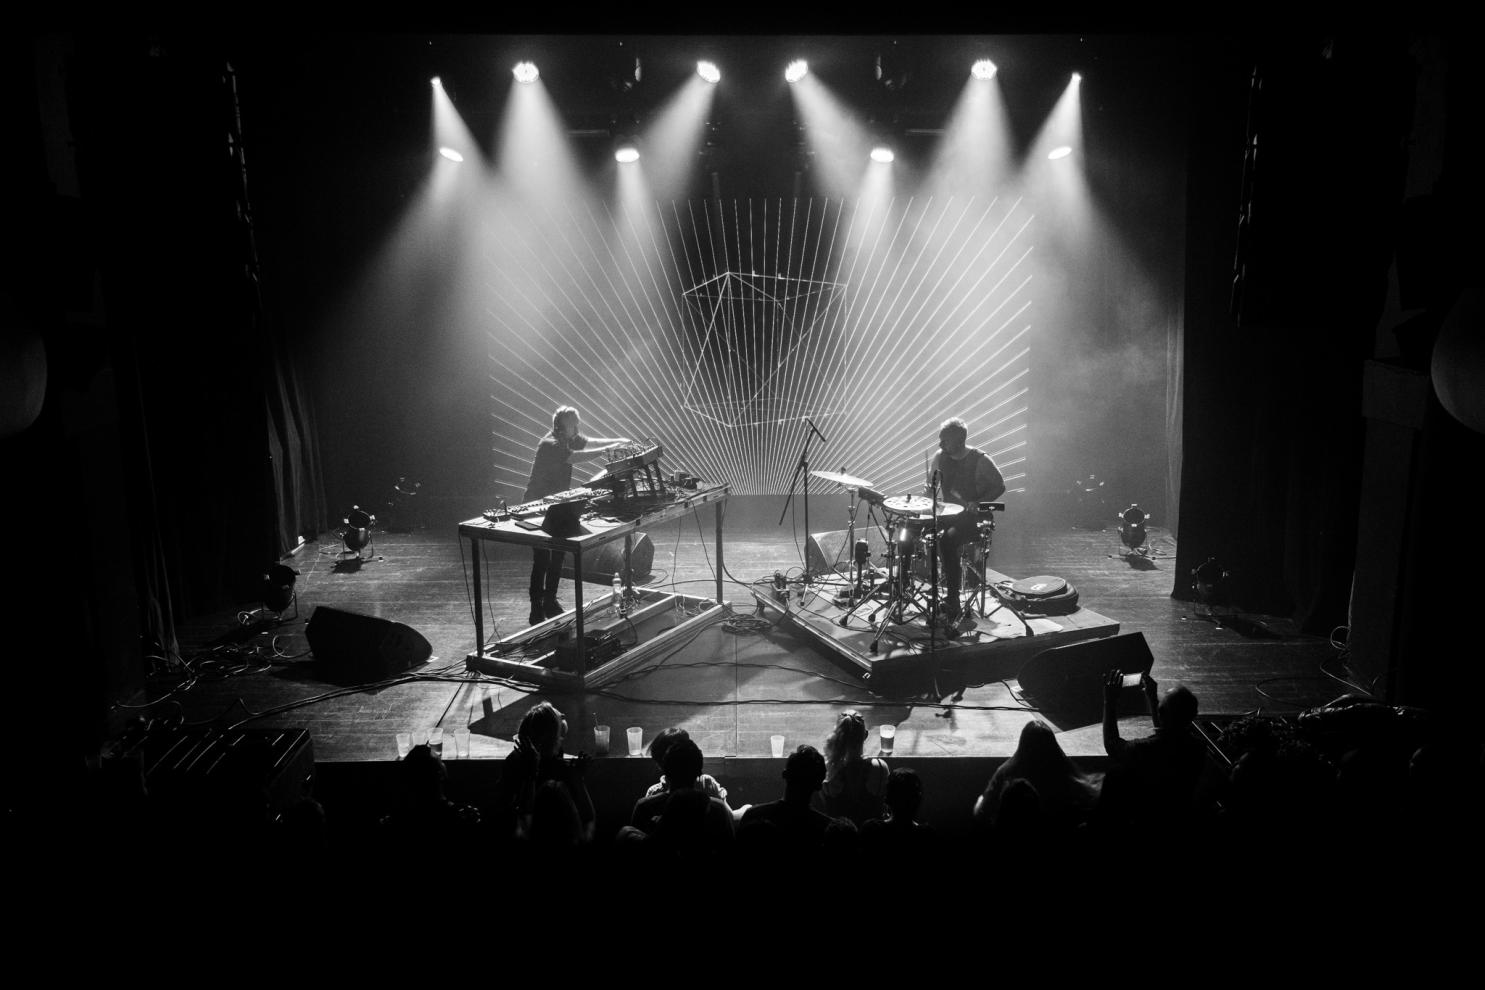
[485, 196, 1032, 500]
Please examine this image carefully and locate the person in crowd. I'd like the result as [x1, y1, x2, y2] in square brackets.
[493, 701, 595, 842]
[1101, 669, 1207, 831]
[380, 744, 480, 840]
[974, 720, 1100, 833]
[822, 710, 889, 825]
[643, 727, 747, 819]
[861, 767, 936, 864]
[739, 745, 838, 854]
[626, 737, 734, 860]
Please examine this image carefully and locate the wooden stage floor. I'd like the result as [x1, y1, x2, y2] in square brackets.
[140, 497, 1346, 765]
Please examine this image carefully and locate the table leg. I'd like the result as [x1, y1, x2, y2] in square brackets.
[573, 546, 585, 670]
[471, 537, 483, 657]
[715, 500, 724, 604]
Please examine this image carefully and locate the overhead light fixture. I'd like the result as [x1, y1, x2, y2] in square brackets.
[971, 59, 997, 80]
[1071, 71, 1083, 83]
[696, 60, 720, 84]
[512, 61, 539, 84]
[785, 60, 809, 84]
[1118, 504, 1148, 553]
[1048, 145, 1073, 160]
[438, 147, 464, 163]
[614, 136, 640, 164]
[869, 144, 895, 164]
[430, 76, 443, 88]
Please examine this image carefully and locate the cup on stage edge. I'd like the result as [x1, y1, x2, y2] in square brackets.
[626, 726, 644, 757]
[770, 734, 786, 759]
[428, 727, 443, 756]
[396, 733, 412, 759]
[453, 730, 471, 759]
[594, 725, 611, 756]
[879, 724, 896, 755]
[411, 729, 429, 749]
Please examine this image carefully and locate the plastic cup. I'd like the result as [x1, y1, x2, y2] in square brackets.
[594, 725, 611, 756]
[411, 729, 429, 748]
[396, 733, 412, 758]
[428, 727, 443, 756]
[770, 734, 786, 758]
[453, 730, 470, 759]
[626, 726, 644, 757]
[879, 724, 896, 755]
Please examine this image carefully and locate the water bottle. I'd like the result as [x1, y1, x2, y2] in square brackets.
[612, 572, 626, 615]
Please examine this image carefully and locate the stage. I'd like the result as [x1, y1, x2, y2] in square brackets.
[142, 496, 1343, 767]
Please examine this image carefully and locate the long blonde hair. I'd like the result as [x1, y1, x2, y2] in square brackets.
[824, 710, 867, 778]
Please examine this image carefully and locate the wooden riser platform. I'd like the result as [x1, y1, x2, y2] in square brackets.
[465, 589, 730, 689]
[752, 567, 1121, 693]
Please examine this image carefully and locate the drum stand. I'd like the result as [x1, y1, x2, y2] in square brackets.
[961, 518, 995, 620]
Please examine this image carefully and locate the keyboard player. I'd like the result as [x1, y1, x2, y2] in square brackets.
[525, 405, 630, 626]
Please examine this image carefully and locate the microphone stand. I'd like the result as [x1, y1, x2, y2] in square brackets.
[778, 417, 826, 582]
[927, 472, 939, 658]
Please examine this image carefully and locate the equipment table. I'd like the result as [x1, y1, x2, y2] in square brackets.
[458, 484, 730, 678]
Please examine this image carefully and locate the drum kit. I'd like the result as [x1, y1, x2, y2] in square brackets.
[808, 469, 998, 647]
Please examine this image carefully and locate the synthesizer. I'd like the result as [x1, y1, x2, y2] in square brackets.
[484, 486, 605, 522]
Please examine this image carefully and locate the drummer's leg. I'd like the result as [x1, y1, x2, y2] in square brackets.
[938, 518, 970, 613]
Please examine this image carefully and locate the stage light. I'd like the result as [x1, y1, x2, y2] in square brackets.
[512, 61, 539, 84]
[785, 60, 809, 83]
[1193, 557, 1228, 604]
[342, 505, 376, 557]
[438, 147, 464, 163]
[262, 563, 299, 616]
[1048, 145, 1073, 160]
[869, 145, 895, 164]
[697, 60, 720, 84]
[614, 138, 640, 164]
[431, 76, 442, 88]
[971, 59, 997, 80]
[1071, 71, 1083, 83]
[1118, 504, 1148, 552]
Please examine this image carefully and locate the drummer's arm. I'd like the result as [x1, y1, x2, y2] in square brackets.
[925, 453, 942, 497]
[977, 455, 1007, 502]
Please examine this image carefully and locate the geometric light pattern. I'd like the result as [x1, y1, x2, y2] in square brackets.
[486, 196, 1032, 500]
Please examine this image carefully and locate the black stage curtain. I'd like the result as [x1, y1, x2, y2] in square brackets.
[1174, 37, 1415, 635]
[60, 36, 326, 649]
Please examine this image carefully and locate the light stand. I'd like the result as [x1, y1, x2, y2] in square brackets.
[341, 505, 376, 561]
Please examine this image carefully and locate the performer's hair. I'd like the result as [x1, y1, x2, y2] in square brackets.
[939, 417, 968, 441]
[551, 405, 579, 437]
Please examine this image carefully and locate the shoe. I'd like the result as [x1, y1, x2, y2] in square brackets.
[541, 595, 564, 619]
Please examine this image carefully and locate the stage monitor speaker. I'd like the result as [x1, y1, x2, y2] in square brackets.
[806, 528, 891, 577]
[560, 532, 654, 583]
[306, 606, 432, 684]
[1016, 632, 1154, 725]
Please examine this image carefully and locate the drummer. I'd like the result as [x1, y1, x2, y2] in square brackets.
[926, 417, 1006, 620]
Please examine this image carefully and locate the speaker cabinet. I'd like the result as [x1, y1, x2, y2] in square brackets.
[560, 532, 655, 583]
[306, 606, 432, 684]
[1016, 632, 1153, 725]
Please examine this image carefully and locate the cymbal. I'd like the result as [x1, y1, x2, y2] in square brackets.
[810, 469, 875, 489]
[882, 495, 964, 518]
